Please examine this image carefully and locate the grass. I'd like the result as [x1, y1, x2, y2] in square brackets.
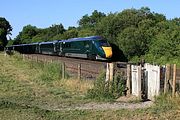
[0, 52, 180, 120]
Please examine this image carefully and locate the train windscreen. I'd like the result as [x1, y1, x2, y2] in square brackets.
[97, 40, 110, 47]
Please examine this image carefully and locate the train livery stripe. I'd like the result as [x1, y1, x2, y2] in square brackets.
[65, 53, 88, 58]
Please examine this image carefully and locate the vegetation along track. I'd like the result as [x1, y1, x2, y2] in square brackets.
[24, 54, 108, 79]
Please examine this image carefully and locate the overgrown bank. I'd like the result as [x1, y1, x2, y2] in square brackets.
[0, 52, 180, 120]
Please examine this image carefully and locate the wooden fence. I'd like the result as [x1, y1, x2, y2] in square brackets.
[106, 62, 180, 100]
[14, 54, 180, 100]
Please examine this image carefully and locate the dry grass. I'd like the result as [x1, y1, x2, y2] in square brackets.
[53, 78, 94, 94]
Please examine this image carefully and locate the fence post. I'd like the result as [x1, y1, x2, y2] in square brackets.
[164, 64, 170, 94]
[109, 62, 114, 81]
[78, 64, 81, 80]
[105, 63, 110, 82]
[126, 64, 131, 95]
[172, 64, 177, 97]
[62, 62, 65, 79]
[138, 65, 142, 99]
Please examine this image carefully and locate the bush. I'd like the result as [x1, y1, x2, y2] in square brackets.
[86, 71, 126, 101]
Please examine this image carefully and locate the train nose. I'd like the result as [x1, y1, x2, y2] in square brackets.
[102, 47, 113, 58]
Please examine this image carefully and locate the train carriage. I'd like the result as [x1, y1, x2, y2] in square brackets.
[58, 36, 112, 60]
[39, 41, 59, 55]
[6, 36, 113, 60]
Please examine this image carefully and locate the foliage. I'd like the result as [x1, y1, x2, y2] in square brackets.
[61, 29, 78, 39]
[148, 94, 179, 118]
[13, 25, 38, 44]
[0, 17, 12, 50]
[14, 24, 65, 44]
[78, 10, 106, 28]
[11, 7, 180, 64]
[86, 71, 125, 101]
[86, 72, 111, 100]
[110, 73, 126, 97]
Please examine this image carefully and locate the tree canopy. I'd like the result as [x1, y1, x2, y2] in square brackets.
[0, 17, 12, 50]
[11, 7, 180, 64]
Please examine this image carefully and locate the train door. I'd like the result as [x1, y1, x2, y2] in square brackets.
[84, 41, 95, 59]
[35, 44, 40, 53]
[58, 42, 63, 56]
[53, 43, 56, 53]
[82, 41, 90, 54]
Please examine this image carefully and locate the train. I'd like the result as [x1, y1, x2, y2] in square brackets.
[6, 36, 113, 60]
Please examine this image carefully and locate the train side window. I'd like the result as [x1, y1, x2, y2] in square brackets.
[84, 41, 89, 48]
[63, 43, 71, 48]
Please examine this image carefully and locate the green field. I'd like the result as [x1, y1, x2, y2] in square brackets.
[0, 52, 180, 120]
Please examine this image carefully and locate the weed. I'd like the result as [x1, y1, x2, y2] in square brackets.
[86, 71, 126, 101]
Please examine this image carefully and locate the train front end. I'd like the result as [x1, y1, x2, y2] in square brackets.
[94, 39, 112, 60]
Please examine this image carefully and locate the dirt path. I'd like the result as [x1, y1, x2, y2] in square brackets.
[38, 101, 153, 111]
[73, 101, 153, 110]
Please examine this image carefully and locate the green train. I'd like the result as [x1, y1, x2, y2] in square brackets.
[6, 36, 113, 60]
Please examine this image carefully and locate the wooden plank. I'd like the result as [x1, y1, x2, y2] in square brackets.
[138, 65, 142, 99]
[109, 63, 114, 81]
[172, 64, 177, 97]
[78, 64, 81, 80]
[62, 62, 65, 79]
[164, 64, 170, 94]
[126, 64, 131, 95]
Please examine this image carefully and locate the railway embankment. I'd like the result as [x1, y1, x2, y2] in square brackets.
[0, 52, 180, 120]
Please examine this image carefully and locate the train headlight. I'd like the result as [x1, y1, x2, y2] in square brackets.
[102, 47, 112, 58]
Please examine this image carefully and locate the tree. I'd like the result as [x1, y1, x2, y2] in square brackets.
[62, 29, 78, 39]
[149, 21, 180, 59]
[78, 10, 106, 28]
[0, 17, 12, 50]
[48, 24, 65, 36]
[14, 25, 38, 44]
[78, 29, 96, 37]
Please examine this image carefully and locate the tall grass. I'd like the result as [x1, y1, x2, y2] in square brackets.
[86, 71, 126, 101]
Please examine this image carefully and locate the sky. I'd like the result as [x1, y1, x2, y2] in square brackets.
[0, 0, 180, 39]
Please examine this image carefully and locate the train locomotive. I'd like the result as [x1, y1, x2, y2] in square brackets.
[6, 36, 113, 60]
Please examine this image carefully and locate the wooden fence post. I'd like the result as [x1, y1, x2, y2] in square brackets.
[62, 62, 65, 79]
[164, 64, 170, 94]
[172, 64, 177, 97]
[126, 64, 131, 95]
[105, 63, 110, 82]
[78, 64, 81, 80]
[138, 65, 142, 99]
[109, 63, 114, 81]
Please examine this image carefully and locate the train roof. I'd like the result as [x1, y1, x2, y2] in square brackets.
[7, 36, 104, 47]
[10, 42, 39, 47]
[39, 40, 59, 45]
[59, 36, 104, 43]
